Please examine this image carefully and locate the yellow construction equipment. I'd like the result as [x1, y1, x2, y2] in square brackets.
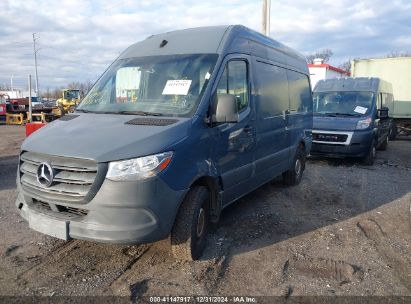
[6, 113, 26, 125]
[27, 112, 47, 124]
[56, 89, 81, 114]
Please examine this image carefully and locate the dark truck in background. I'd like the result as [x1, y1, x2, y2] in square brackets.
[311, 77, 392, 165]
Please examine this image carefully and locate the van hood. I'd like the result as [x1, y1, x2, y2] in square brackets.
[313, 115, 360, 131]
[22, 113, 191, 162]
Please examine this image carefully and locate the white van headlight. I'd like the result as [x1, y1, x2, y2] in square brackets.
[356, 117, 372, 130]
[106, 152, 173, 181]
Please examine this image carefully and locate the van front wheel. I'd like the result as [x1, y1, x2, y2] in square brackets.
[171, 186, 209, 261]
[283, 147, 305, 186]
[362, 138, 376, 166]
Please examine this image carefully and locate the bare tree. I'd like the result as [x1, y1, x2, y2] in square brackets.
[0, 83, 11, 90]
[338, 58, 359, 73]
[66, 80, 94, 97]
[386, 51, 411, 58]
[306, 49, 334, 64]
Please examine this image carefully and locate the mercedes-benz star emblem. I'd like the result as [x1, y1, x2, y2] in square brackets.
[36, 162, 54, 187]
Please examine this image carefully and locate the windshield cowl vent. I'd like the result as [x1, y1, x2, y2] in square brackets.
[59, 115, 79, 121]
[125, 118, 178, 126]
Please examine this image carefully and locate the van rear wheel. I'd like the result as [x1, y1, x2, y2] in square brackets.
[171, 186, 209, 261]
[389, 123, 397, 140]
[283, 147, 305, 186]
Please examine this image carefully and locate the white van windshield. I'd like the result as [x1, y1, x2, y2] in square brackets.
[78, 54, 218, 117]
[313, 91, 374, 116]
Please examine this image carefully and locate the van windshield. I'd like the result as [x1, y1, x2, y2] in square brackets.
[77, 54, 218, 117]
[313, 91, 374, 116]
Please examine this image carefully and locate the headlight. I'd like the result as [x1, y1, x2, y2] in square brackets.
[356, 117, 372, 130]
[106, 151, 173, 181]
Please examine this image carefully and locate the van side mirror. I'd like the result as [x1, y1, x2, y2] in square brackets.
[378, 106, 389, 119]
[211, 93, 239, 123]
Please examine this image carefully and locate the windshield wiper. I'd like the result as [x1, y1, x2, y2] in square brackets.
[114, 110, 163, 116]
[333, 113, 361, 117]
[76, 109, 94, 113]
[314, 112, 337, 117]
[76, 109, 163, 116]
[318, 112, 361, 117]
[76, 109, 113, 114]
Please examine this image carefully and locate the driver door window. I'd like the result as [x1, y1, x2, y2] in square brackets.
[217, 60, 249, 112]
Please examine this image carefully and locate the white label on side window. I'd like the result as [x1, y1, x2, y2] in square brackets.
[354, 106, 367, 114]
[162, 80, 192, 95]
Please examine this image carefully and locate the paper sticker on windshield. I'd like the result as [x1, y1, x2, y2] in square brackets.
[162, 80, 192, 95]
[354, 106, 367, 114]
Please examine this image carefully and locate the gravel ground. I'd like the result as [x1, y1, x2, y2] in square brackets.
[0, 125, 410, 300]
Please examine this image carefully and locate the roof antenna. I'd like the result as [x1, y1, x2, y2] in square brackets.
[160, 40, 168, 48]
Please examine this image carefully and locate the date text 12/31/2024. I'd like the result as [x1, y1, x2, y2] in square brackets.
[149, 296, 257, 303]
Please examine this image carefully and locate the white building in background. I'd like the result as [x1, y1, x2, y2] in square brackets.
[0, 89, 30, 98]
[308, 58, 349, 90]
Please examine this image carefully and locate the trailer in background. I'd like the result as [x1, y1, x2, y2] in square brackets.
[351, 57, 411, 138]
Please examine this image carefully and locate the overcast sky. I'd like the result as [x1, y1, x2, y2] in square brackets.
[1, 0, 410, 91]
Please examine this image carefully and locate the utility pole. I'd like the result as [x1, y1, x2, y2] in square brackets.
[10, 74, 13, 96]
[28, 75, 32, 122]
[32, 33, 39, 97]
[262, 0, 271, 36]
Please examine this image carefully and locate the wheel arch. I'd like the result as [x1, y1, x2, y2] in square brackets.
[189, 176, 222, 224]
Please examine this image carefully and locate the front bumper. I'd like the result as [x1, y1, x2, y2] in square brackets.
[16, 177, 188, 244]
[310, 129, 373, 158]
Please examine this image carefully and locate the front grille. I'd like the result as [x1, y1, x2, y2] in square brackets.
[63, 206, 89, 216]
[32, 199, 52, 212]
[20, 151, 105, 204]
[32, 199, 89, 217]
[313, 133, 348, 143]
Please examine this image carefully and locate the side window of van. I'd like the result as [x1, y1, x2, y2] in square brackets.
[254, 61, 288, 117]
[287, 70, 312, 113]
[217, 60, 249, 112]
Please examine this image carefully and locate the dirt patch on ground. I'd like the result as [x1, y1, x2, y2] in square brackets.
[0, 125, 410, 299]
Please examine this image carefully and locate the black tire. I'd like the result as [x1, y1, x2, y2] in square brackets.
[389, 123, 397, 140]
[362, 138, 376, 166]
[171, 186, 209, 261]
[68, 105, 76, 113]
[283, 147, 305, 186]
[59, 105, 65, 116]
[379, 135, 388, 151]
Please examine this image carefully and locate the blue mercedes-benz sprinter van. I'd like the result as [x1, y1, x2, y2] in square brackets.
[311, 77, 393, 165]
[16, 25, 312, 260]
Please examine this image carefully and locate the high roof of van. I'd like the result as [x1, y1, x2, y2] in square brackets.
[314, 77, 393, 94]
[118, 25, 308, 74]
